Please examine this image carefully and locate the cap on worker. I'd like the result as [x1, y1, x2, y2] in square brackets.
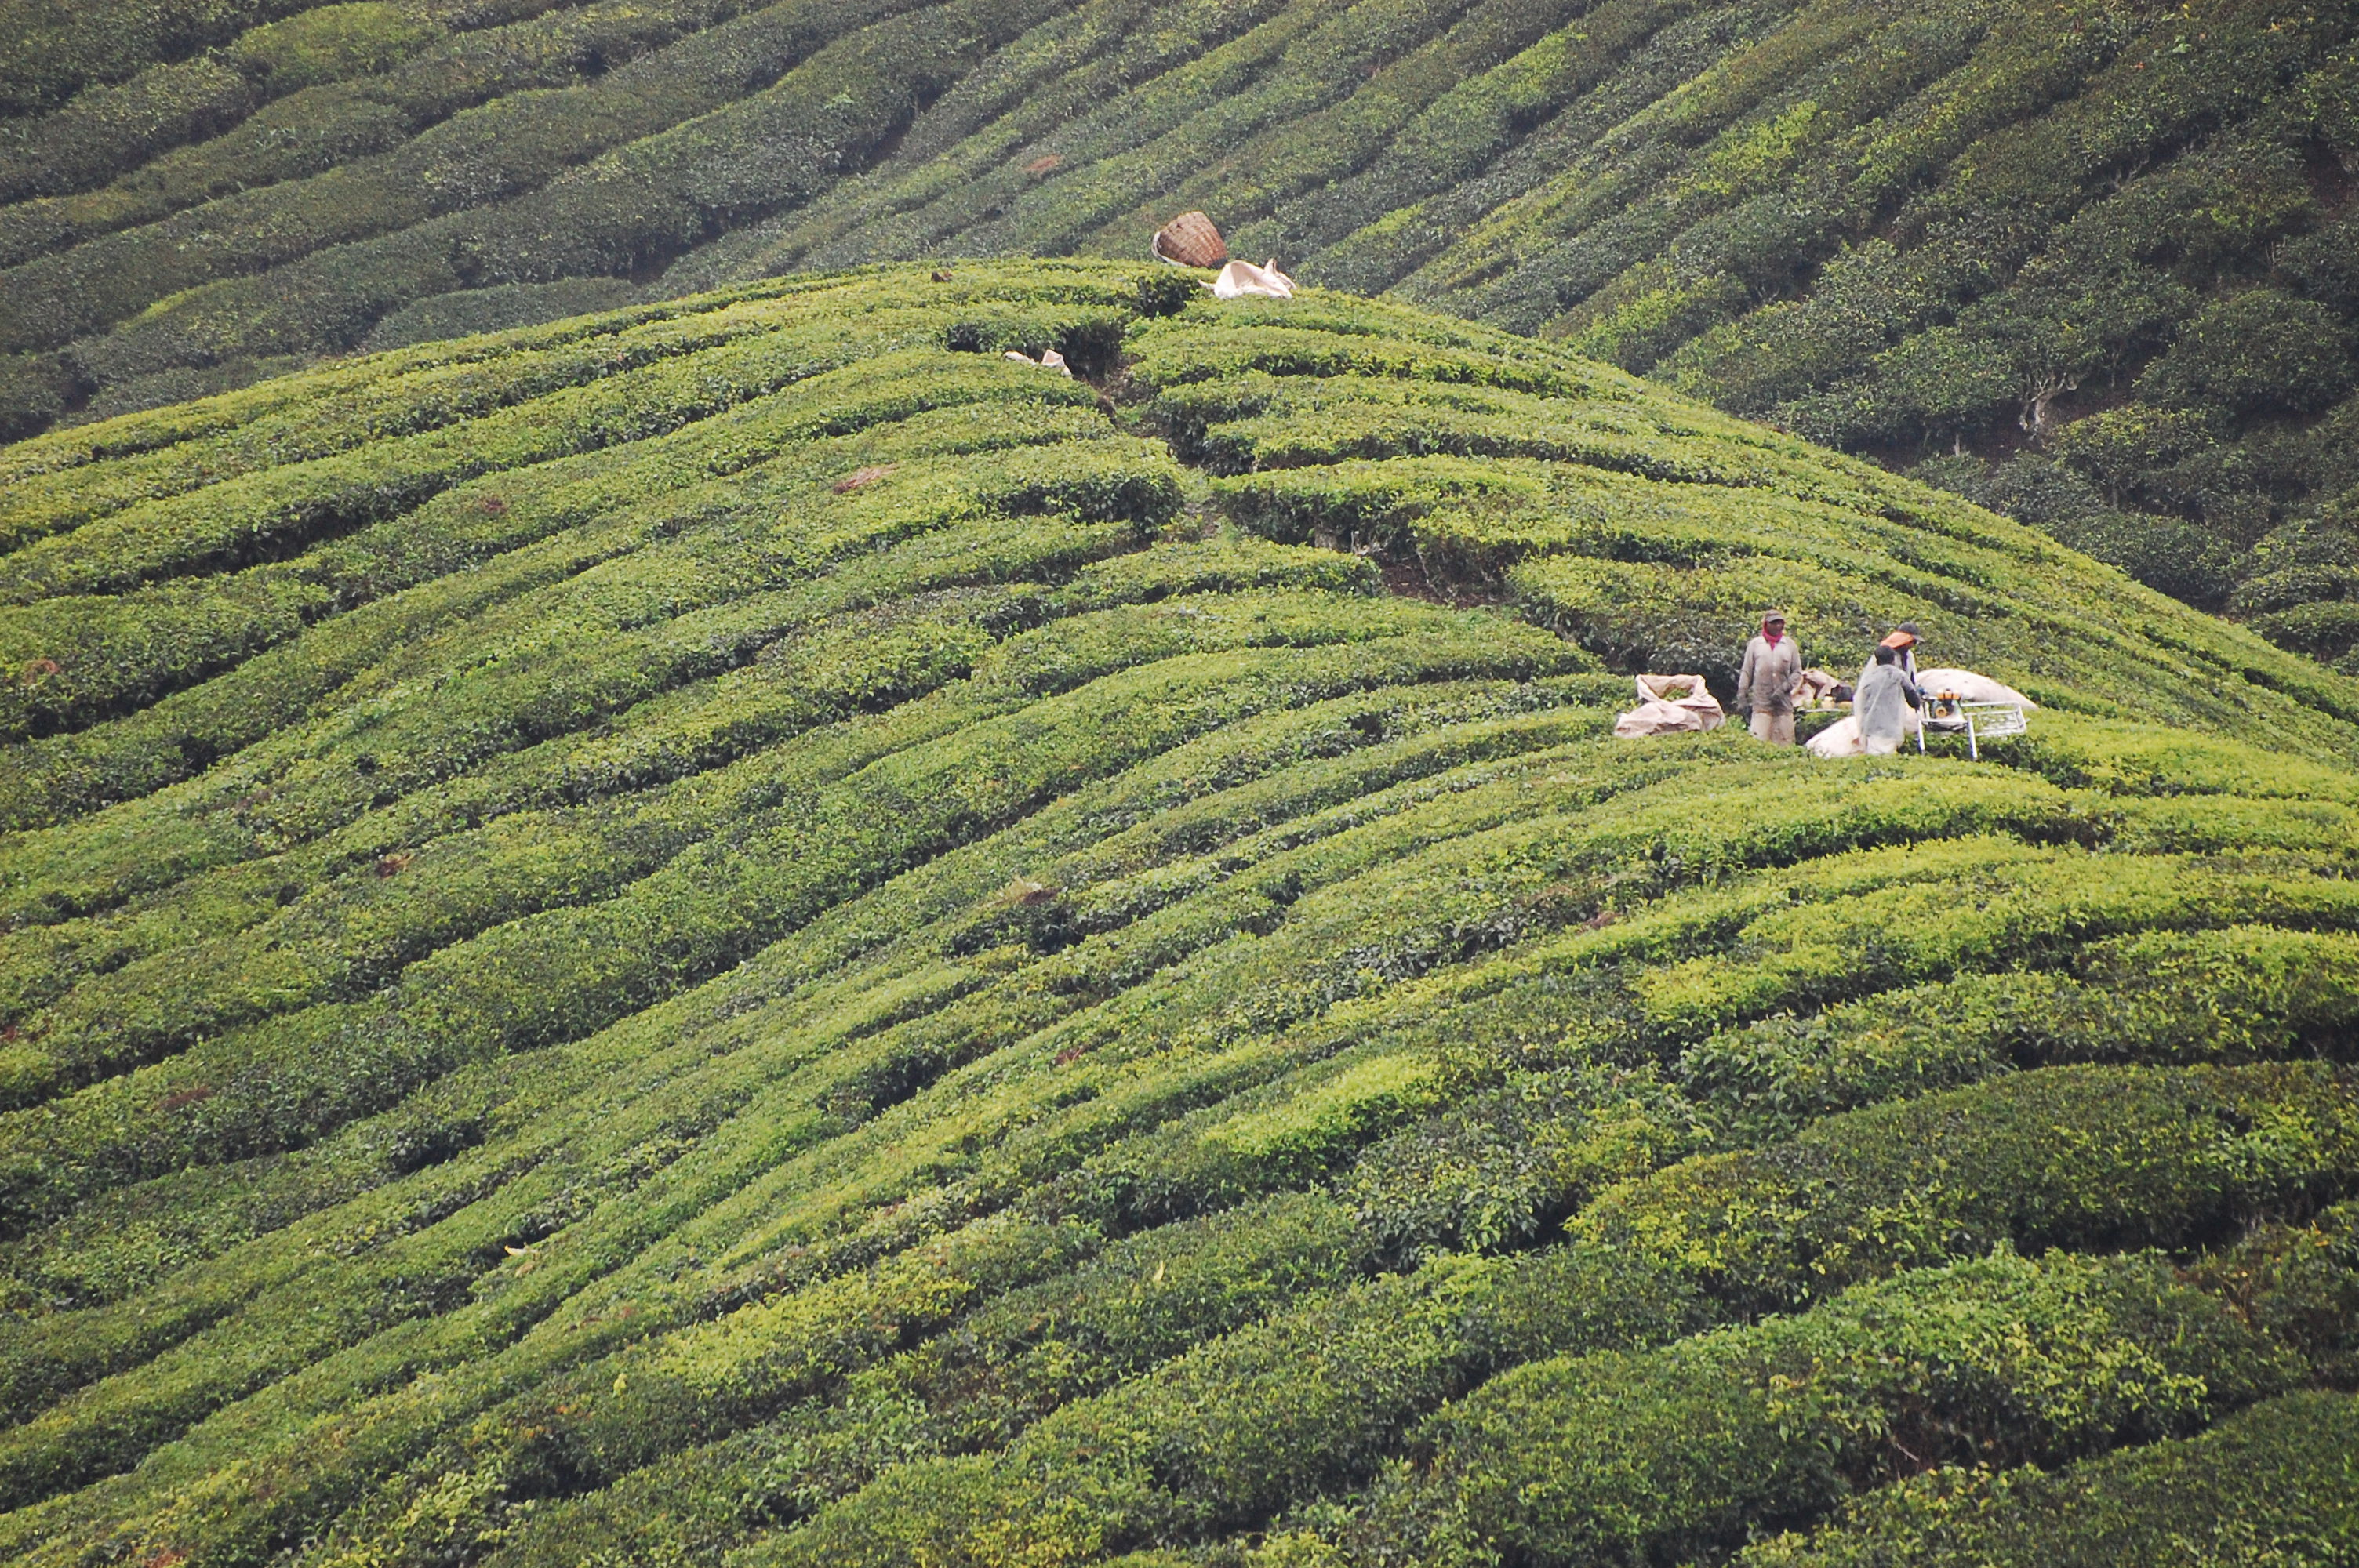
[1761, 609, 1787, 625]
[1880, 629, 1916, 649]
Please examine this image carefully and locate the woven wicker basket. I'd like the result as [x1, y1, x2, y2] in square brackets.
[1151, 210, 1227, 268]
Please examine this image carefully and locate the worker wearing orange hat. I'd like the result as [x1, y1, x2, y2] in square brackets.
[1866, 622, 1924, 743]
[1877, 622, 1921, 681]
[1735, 611, 1803, 746]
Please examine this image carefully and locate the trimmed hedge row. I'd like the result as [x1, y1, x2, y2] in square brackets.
[0, 596, 1566, 1230]
[0, 332, 1143, 831]
[1683, 924, 2359, 1143]
[1736, 1389, 2359, 1568]
[1116, 314, 2359, 742]
[0, 679, 1623, 1546]
[2, 0, 2355, 696]
[0, 0, 925, 356]
[4, 721, 2283, 1555]
[1424, 1250, 2304, 1567]
[0, 740, 1651, 1555]
[0, 680, 1593, 1425]
[0, 382, 1158, 742]
[679, 0, 1299, 283]
[758, 1063, 2359, 1567]
[0, 0, 474, 205]
[713, 0, 1494, 283]
[0, 0, 776, 234]
[0, 0, 389, 116]
[23, 0, 1080, 404]
[0, 532, 1381, 1106]
[344, 1192, 1376, 1568]
[1576, 1062, 2359, 1312]
[2, 316, 1124, 606]
[0, 278, 820, 553]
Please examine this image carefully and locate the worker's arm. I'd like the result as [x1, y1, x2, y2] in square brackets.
[1733, 641, 1756, 711]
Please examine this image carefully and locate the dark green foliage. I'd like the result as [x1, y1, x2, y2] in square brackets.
[361, 279, 645, 350]
[1736, 1389, 2359, 1568]
[1427, 1250, 2303, 1566]
[0, 263, 2351, 1568]
[1681, 924, 2359, 1144]
[747, 1062, 2359, 1568]
[1573, 1063, 2359, 1310]
[2139, 290, 2356, 420]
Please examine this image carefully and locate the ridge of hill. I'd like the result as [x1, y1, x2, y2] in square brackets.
[1, 0, 2356, 662]
[0, 262, 2355, 1566]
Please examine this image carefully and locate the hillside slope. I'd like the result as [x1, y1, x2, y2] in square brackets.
[2, 0, 2356, 656]
[0, 263, 2356, 1566]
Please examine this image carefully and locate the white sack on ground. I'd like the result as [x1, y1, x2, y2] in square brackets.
[1210, 260, 1296, 299]
[1806, 715, 1865, 757]
[1002, 348, 1072, 376]
[1915, 668, 2037, 707]
[1614, 674, 1725, 738]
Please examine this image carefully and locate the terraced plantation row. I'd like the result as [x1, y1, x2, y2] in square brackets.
[1, 263, 2355, 1566]
[2, 0, 2356, 671]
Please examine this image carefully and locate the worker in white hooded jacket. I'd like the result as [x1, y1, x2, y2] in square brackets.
[1853, 644, 1921, 755]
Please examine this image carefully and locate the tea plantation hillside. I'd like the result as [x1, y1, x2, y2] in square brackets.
[5, 0, 2357, 658]
[4, 263, 2359, 1566]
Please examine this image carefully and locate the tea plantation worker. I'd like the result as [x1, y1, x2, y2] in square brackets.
[1734, 611, 1803, 746]
[1854, 644, 1922, 756]
[1878, 622, 1922, 681]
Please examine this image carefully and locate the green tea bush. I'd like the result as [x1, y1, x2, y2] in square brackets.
[1427, 1250, 2302, 1567]
[361, 278, 644, 350]
[0, 56, 262, 205]
[0, 0, 788, 258]
[0, 263, 2352, 1568]
[386, 1192, 1377, 1568]
[0, 0, 320, 115]
[2138, 289, 2357, 421]
[0, 0, 921, 358]
[0, 395, 1167, 742]
[1736, 1389, 2359, 1568]
[0, 617, 1578, 1225]
[0, 681, 1586, 1403]
[1576, 1062, 2359, 1311]
[752, 1060, 2356, 1568]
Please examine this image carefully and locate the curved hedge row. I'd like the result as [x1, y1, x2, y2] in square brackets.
[0, 264, 2354, 1566]
[1738, 1388, 2359, 1568]
[1425, 1249, 2305, 1566]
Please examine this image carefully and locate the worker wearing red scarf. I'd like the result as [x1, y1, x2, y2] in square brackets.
[1735, 611, 1803, 746]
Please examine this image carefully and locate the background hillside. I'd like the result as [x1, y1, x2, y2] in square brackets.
[2, 0, 2357, 659]
[1, 262, 2356, 1566]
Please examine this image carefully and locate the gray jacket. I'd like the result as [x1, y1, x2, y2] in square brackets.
[1735, 633, 1803, 714]
[1854, 662, 1921, 746]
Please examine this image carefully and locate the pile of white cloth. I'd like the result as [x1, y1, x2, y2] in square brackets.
[1209, 260, 1297, 299]
[1614, 674, 1726, 738]
[1916, 669, 2038, 708]
[1003, 348, 1072, 376]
